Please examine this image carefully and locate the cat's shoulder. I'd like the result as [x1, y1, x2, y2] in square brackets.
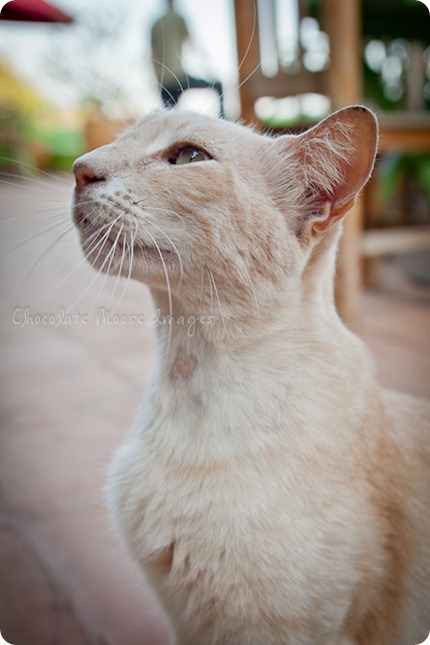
[382, 388, 430, 466]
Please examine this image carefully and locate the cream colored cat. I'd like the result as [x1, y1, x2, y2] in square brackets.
[72, 106, 430, 645]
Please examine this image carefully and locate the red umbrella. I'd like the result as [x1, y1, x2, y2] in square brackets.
[0, 0, 73, 23]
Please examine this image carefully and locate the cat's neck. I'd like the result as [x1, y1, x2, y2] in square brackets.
[146, 276, 373, 465]
[150, 225, 344, 350]
[150, 267, 345, 358]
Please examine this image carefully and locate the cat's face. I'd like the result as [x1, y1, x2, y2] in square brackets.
[72, 107, 377, 322]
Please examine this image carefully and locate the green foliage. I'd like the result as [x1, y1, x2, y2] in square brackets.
[0, 59, 47, 117]
[380, 153, 430, 202]
[416, 156, 430, 200]
[0, 59, 84, 172]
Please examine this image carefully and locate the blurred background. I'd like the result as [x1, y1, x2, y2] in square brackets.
[1, 0, 429, 318]
[0, 1, 429, 644]
[0, 0, 239, 169]
[1, 0, 429, 152]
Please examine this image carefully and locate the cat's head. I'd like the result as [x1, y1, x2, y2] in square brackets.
[72, 106, 377, 331]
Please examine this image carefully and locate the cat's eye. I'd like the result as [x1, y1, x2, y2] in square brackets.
[169, 146, 212, 165]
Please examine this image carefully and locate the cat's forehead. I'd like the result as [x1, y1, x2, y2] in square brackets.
[123, 110, 260, 155]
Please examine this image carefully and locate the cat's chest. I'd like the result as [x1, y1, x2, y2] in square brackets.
[111, 417, 368, 571]
[110, 429, 379, 639]
[112, 355, 361, 551]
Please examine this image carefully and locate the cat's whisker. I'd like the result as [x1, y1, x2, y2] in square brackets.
[81, 212, 118, 243]
[199, 267, 215, 321]
[0, 205, 71, 224]
[105, 229, 129, 315]
[207, 267, 214, 317]
[208, 268, 230, 341]
[70, 251, 110, 313]
[153, 57, 186, 101]
[145, 219, 184, 288]
[1, 216, 74, 262]
[85, 215, 123, 267]
[104, 223, 126, 309]
[235, 61, 262, 96]
[70, 213, 124, 310]
[0, 164, 72, 188]
[13, 223, 77, 304]
[199, 267, 205, 308]
[80, 222, 109, 257]
[133, 200, 184, 224]
[0, 173, 71, 195]
[5, 221, 73, 306]
[146, 205, 184, 223]
[210, 0, 258, 118]
[235, 0, 258, 77]
[44, 225, 109, 302]
[208, 268, 229, 342]
[78, 225, 111, 265]
[144, 227, 173, 351]
[74, 197, 116, 224]
[235, 254, 262, 324]
[82, 212, 124, 261]
[119, 222, 136, 310]
[81, 210, 121, 241]
[89, 224, 123, 311]
[108, 230, 133, 317]
[158, 83, 176, 108]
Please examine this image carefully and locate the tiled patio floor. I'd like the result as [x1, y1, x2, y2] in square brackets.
[0, 176, 429, 645]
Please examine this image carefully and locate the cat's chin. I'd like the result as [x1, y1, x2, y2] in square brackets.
[73, 201, 177, 271]
[77, 223, 175, 266]
[82, 238, 178, 284]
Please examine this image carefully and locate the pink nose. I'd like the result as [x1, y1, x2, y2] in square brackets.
[73, 158, 107, 191]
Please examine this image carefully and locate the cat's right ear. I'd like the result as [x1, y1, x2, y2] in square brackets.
[274, 106, 378, 239]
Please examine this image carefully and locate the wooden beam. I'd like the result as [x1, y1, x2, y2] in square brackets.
[233, 0, 260, 124]
[379, 115, 430, 152]
[362, 225, 430, 258]
[322, 0, 363, 324]
[323, 0, 362, 109]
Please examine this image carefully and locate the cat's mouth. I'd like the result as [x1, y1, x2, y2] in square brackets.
[106, 228, 174, 261]
[75, 212, 174, 262]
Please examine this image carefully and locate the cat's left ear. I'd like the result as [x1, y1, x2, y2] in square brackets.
[275, 105, 378, 237]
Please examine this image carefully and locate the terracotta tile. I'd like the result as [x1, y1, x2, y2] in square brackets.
[30, 504, 173, 645]
[0, 419, 113, 510]
[0, 524, 98, 645]
[1, 176, 429, 645]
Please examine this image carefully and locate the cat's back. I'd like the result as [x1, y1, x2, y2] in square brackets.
[382, 389, 430, 639]
[382, 388, 430, 508]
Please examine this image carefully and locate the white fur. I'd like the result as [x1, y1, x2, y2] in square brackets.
[72, 107, 430, 645]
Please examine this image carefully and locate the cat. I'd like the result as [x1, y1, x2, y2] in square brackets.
[71, 105, 430, 645]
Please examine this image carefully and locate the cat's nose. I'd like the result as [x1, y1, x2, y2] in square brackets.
[73, 158, 107, 191]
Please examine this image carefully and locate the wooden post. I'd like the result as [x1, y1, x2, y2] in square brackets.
[233, 0, 260, 124]
[322, 0, 363, 324]
[406, 41, 425, 111]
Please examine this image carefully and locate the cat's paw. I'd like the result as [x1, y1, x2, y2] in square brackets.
[416, 630, 430, 645]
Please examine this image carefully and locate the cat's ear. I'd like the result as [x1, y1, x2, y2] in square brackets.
[276, 106, 378, 237]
